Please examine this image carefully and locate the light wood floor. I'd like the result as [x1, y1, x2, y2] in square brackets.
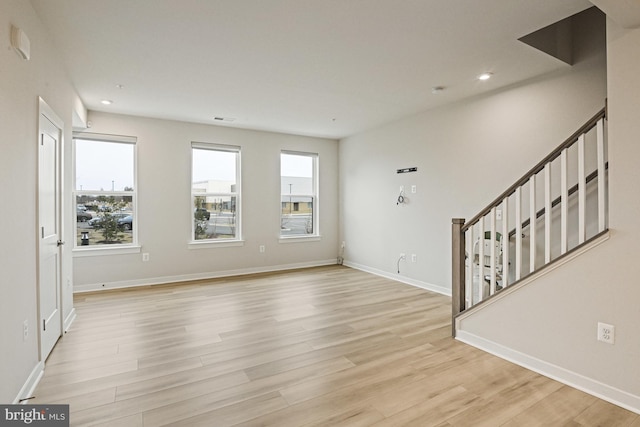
[33, 266, 638, 426]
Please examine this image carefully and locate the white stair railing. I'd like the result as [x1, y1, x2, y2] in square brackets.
[452, 108, 607, 333]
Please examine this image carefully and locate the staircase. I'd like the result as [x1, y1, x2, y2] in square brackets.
[451, 107, 608, 335]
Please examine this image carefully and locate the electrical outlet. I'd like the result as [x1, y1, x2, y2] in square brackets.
[400, 253, 406, 260]
[411, 254, 417, 263]
[142, 253, 150, 262]
[411, 185, 417, 194]
[597, 322, 615, 344]
[259, 245, 265, 253]
[23, 320, 28, 341]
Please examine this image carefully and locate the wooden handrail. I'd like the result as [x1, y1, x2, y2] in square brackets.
[462, 107, 606, 233]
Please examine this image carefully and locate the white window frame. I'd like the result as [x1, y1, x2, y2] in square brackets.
[279, 150, 320, 242]
[72, 132, 139, 257]
[189, 142, 242, 249]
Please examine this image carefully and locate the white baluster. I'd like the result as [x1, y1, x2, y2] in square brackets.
[597, 118, 606, 232]
[515, 187, 522, 281]
[561, 149, 568, 254]
[489, 207, 496, 296]
[578, 134, 586, 244]
[466, 227, 473, 307]
[478, 218, 485, 302]
[544, 163, 551, 264]
[502, 196, 509, 288]
[529, 175, 536, 273]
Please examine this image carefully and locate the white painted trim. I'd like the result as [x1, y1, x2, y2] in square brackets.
[279, 235, 322, 243]
[343, 260, 450, 296]
[73, 131, 136, 144]
[455, 330, 640, 415]
[188, 240, 245, 250]
[73, 245, 142, 257]
[13, 362, 44, 404]
[74, 259, 337, 293]
[63, 307, 76, 332]
[39, 98, 64, 128]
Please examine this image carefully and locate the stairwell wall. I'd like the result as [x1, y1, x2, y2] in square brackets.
[455, 19, 640, 412]
[339, 13, 606, 294]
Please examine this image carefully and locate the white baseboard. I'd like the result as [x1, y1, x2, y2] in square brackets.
[13, 361, 44, 404]
[63, 308, 76, 332]
[456, 330, 640, 415]
[13, 311, 76, 404]
[74, 259, 338, 293]
[343, 260, 450, 296]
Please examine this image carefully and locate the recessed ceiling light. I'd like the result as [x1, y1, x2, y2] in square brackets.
[478, 73, 493, 81]
[101, 99, 113, 105]
[115, 84, 124, 89]
[431, 86, 445, 94]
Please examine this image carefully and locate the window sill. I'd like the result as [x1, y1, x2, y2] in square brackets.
[73, 245, 141, 257]
[279, 235, 322, 243]
[188, 240, 245, 250]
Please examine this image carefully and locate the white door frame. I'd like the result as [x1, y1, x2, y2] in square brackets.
[37, 97, 64, 361]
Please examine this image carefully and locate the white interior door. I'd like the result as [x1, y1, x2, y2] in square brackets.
[38, 100, 63, 361]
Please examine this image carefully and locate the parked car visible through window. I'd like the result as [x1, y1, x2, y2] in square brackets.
[117, 215, 133, 231]
[77, 208, 93, 222]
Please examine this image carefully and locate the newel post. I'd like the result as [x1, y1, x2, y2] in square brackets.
[451, 218, 466, 337]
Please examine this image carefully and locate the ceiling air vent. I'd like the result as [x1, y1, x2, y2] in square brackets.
[213, 116, 236, 122]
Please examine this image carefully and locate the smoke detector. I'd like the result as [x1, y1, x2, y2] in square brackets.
[10, 25, 30, 60]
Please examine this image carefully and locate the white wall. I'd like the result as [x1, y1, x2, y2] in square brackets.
[0, 0, 79, 403]
[73, 112, 338, 289]
[456, 19, 640, 412]
[339, 10, 606, 294]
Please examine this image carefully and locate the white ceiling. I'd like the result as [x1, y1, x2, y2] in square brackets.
[30, 0, 594, 139]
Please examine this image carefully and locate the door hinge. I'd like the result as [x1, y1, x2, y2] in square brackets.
[41, 227, 44, 239]
[43, 319, 46, 331]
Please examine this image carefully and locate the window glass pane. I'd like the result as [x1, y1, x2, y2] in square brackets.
[281, 197, 314, 236]
[194, 196, 237, 240]
[191, 145, 240, 241]
[281, 154, 313, 195]
[74, 136, 136, 249]
[281, 152, 316, 237]
[75, 139, 134, 191]
[281, 153, 312, 176]
[76, 195, 134, 246]
[192, 148, 236, 191]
